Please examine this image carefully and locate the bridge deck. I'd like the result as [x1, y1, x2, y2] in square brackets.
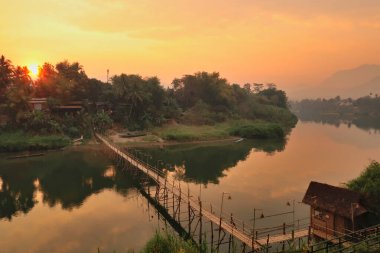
[96, 134, 310, 249]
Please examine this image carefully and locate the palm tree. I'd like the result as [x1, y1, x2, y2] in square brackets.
[0, 55, 14, 91]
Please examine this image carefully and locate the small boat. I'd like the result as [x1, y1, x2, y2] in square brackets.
[119, 131, 147, 138]
[8, 153, 45, 159]
[72, 135, 84, 143]
[234, 138, 244, 143]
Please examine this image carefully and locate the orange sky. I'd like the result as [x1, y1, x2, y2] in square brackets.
[2, 0, 380, 95]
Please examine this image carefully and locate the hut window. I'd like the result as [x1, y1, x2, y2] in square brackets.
[314, 210, 327, 221]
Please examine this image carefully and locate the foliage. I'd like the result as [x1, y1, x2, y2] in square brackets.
[258, 86, 288, 108]
[92, 111, 113, 134]
[0, 132, 70, 152]
[0, 54, 297, 144]
[22, 110, 62, 134]
[156, 123, 230, 142]
[180, 100, 226, 125]
[111, 74, 171, 129]
[229, 122, 285, 139]
[140, 232, 204, 253]
[347, 161, 380, 214]
[154, 120, 287, 142]
[291, 95, 380, 129]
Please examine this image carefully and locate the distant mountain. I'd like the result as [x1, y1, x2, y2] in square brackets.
[317, 64, 380, 98]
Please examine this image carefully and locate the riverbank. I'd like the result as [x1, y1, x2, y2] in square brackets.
[108, 120, 291, 147]
[0, 119, 294, 152]
[0, 132, 70, 152]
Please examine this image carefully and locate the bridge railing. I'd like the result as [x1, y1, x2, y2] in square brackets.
[309, 224, 380, 253]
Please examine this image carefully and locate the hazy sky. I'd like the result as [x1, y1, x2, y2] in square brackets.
[2, 0, 380, 93]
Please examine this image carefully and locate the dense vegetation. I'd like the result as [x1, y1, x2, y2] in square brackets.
[0, 54, 297, 151]
[0, 132, 70, 152]
[136, 232, 205, 253]
[347, 161, 380, 215]
[290, 96, 380, 130]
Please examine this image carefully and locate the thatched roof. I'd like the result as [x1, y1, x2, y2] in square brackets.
[302, 181, 368, 219]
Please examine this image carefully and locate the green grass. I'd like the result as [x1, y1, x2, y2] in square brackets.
[153, 123, 230, 142]
[228, 122, 285, 139]
[102, 232, 204, 253]
[347, 161, 380, 215]
[0, 132, 70, 152]
[140, 232, 202, 253]
[152, 120, 287, 142]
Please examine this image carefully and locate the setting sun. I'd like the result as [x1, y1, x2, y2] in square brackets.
[27, 63, 39, 78]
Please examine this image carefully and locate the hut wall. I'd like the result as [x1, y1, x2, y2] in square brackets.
[334, 215, 346, 235]
[325, 211, 335, 234]
[311, 208, 335, 236]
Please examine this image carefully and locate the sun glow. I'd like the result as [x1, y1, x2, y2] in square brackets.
[28, 63, 39, 78]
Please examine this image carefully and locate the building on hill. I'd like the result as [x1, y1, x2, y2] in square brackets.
[29, 99, 84, 113]
[52, 101, 83, 113]
[303, 181, 374, 239]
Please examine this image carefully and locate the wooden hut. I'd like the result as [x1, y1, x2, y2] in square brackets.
[29, 98, 48, 111]
[302, 181, 370, 239]
[52, 101, 83, 113]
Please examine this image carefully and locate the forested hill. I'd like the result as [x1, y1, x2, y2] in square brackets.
[0, 54, 297, 136]
[290, 96, 380, 130]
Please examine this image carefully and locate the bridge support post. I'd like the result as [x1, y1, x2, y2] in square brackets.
[292, 229, 295, 249]
[188, 185, 191, 236]
[283, 222, 286, 251]
[228, 213, 233, 253]
[217, 217, 222, 253]
[199, 200, 203, 246]
[211, 205, 214, 251]
[178, 183, 182, 223]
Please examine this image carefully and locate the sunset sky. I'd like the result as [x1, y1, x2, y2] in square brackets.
[2, 0, 380, 96]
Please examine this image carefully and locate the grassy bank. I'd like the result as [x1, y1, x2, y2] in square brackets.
[140, 232, 203, 253]
[152, 120, 288, 142]
[0, 132, 70, 152]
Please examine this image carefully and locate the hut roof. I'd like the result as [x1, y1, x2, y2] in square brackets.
[302, 181, 368, 219]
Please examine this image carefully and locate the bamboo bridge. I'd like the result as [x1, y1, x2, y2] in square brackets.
[96, 134, 312, 252]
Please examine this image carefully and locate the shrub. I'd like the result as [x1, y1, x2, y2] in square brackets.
[229, 122, 285, 139]
[0, 132, 70, 152]
[141, 232, 202, 253]
[22, 111, 62, 134]
[92, 111, 113, 134]
[347, 161, 380, 214]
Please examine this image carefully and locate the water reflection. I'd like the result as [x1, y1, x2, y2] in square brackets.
[296, 113, 380, 132]
[136, 138, 287, 184]
[0, 148, 135, 220]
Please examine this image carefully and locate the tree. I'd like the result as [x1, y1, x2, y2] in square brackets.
[2, 66, 32, 123]
[0, 55, 14, 97]
[258, 87, 288, 108]
[347, 161, 380, 215]
[171, 72, 233, 111]
[252, 83, 264, 93]
[55, 60, 88, 100]
[33, 63, 58, 98]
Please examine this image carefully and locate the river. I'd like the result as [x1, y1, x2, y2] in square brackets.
[0, 121, 379, 252]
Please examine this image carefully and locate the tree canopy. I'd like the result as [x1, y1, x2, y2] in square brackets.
[347, 161, 380, 215]
[0, 54, 296, 132]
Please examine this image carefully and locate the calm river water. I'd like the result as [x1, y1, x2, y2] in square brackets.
[0, 122, 379, 252]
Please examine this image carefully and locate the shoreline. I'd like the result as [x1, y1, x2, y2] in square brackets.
[111, 136, 242, 148]
[0, 136, 242, 156]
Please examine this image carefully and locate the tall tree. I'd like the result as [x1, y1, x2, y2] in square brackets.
[0, 55, 14, 97]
